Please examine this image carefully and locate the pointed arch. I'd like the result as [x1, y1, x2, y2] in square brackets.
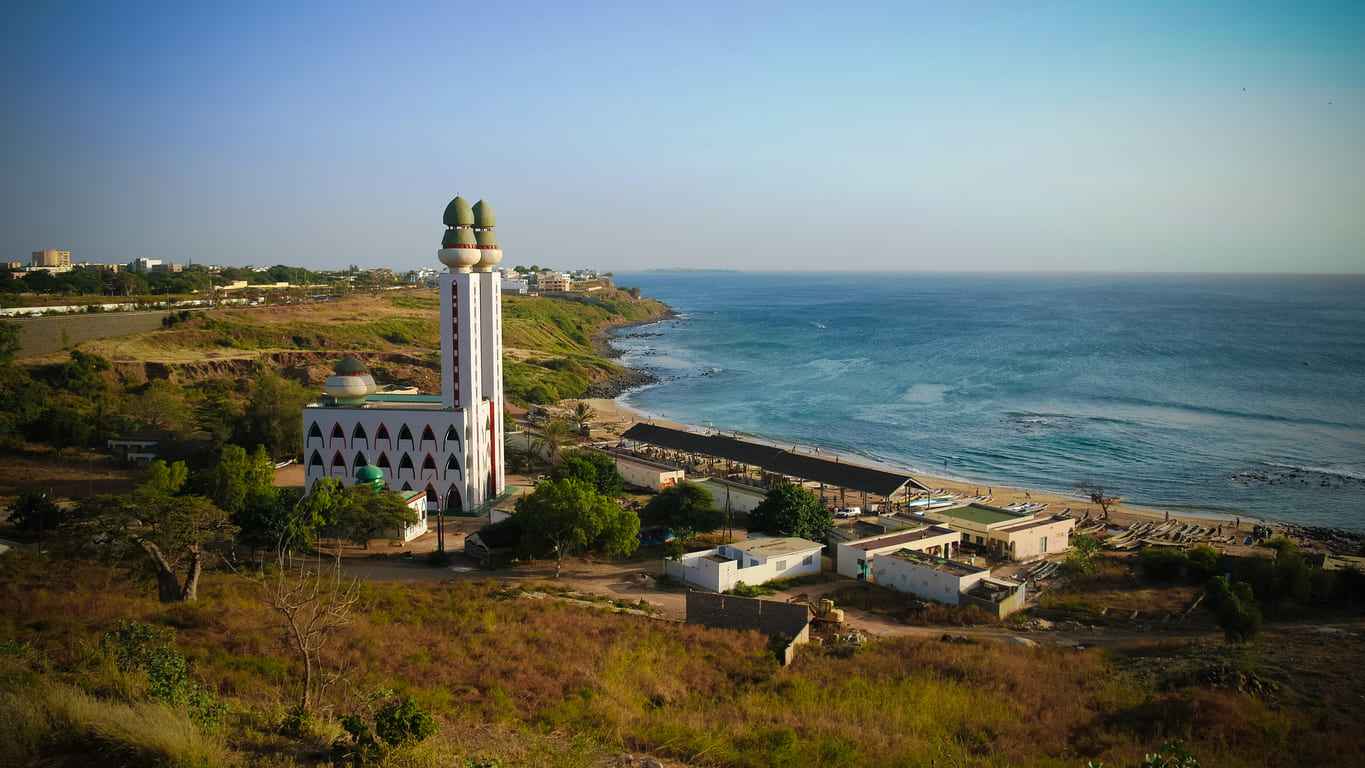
[353, 451, 367, 468]
[420, 425, 436, 445]
[445, 454, 460, 479]
[308, 449, 323, 468]
[330, 423, 345, 444]
[398, 424, 414, 447]
[443, 424, 460, 451]
[351, 422, 368, 446]
[401, 481, 413, 491]
[375, 422, 391, 446]
[443, 484, 464, 516]
[377, 452, 391, 469]
[330, 451, 345, 468]
[421, 454, 437, 471]
[307, 422, 323, 441]
[398, 453, 415, 475]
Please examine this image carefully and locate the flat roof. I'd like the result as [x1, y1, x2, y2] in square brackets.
[998, 515, 1073, 533]
[737, 537, 824, 558]
[306, 392, 451, 412]
[623, 423, 926, 496]
[888, 549, 987, 577]
[934, 503, 1029, 527]
[850, 525, 958, 551]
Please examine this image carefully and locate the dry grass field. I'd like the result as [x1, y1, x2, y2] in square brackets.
[3, 548, 1362, 768]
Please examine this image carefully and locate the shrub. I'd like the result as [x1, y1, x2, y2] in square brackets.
[374, 695, 437, 747]
[1204, 576, 1262, 643]
[1185, 545, 1220, 578]
[101, 620, 225, 729]
[1137, 547, 1188, 581]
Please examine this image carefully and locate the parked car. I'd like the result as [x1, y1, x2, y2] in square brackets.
[638, 526, 677, 546]
[833, 507, 862, 519]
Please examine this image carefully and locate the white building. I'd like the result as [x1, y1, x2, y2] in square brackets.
[302, 195, 506, 516]
[932, 503, 1075, 562]
[664, 536, 823, 593]
[869, 549, 1027, 617]
[502, 277, 529, 295]
[694, 478, 767, 514]
[834, 524, 961, 580]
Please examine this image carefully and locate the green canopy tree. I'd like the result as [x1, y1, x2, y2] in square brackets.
[200, 444, 275, 516]
[644, 480, 722, 544]
[514, 478, 639, 577]
[66, 477, 237, 603]
[124, 379, 192, 435]
[550, 450, 624, 497]
[235, 370, 313, 459]
[322, 484, 418, 549]
[749, 482, 832, 542]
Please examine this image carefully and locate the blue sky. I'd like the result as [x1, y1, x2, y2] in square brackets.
[2, 2, 1362, 272]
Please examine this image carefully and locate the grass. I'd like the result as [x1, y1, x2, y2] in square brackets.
[3, 548, 1361, 766]
[63, 287, 669, 405]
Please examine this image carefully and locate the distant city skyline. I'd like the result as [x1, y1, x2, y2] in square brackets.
[2, 2, 1362, 274]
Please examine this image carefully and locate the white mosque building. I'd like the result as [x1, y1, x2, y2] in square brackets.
[302, 195, 506, 516]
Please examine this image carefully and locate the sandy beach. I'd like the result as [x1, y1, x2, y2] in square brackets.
[573, 396, 1270, 536]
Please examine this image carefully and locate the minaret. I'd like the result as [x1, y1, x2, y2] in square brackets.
[437, 196, 487, 506]
[472, 200, 505, 497]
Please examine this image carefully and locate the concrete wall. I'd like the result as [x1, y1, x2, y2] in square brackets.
[613, 455, 685, 491]
[869, 556, 988, 605]
[695, 478, 766, 514]
[960, 579, 1028, 618]
[685, 591, 811, 665]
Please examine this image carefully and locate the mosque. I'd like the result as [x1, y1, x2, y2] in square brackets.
[302, 196, 507, 525]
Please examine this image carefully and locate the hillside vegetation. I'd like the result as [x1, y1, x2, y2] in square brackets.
[68, 287, 668, 405]
[5, 549, 1359, 768]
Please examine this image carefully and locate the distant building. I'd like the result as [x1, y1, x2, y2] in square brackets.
[5, 260, 23, 270]
[538, 271, 571, 292]
[31, 249, 71, 268]
[85, 262, 121, 273]
[834, 524, 961, 580]
[501, 277, 529, 294]
[605, 451, 684, 491]
[130, 258, 162, 273]
[151, 262, 182, 273]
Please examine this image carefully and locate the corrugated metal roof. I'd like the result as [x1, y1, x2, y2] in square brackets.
[622, 423, 925, 496]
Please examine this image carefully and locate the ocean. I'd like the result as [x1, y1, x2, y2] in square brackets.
[608, 272, 1365, 529]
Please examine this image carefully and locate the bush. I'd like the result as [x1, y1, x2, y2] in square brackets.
[1205, 576, 1262, 643]
[374, 695, 436, 747]
[1137, 547, 1188, 581]
[101, 621, 225, 729]
[1185, 545, 1220, 578]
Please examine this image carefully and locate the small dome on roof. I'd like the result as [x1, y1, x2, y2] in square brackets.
[442, 196, 474, 227]
[475, 228, 498, 246]
[334, 356, 368, 375]
[472, 200, 495, 228]
[356, 464, 384, 483]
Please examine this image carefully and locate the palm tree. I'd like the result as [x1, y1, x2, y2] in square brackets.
[571, 401, 595, 435]
[541, 418, 573, 465]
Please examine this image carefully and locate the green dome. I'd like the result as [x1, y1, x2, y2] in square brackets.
[356, 464, 383, 482]
[472, 200, 495, 228]
[334, 356, 368, 375]
[446, 227, 477, 246]
[475, 228, 498, 246]
[443, 196, 473, 227]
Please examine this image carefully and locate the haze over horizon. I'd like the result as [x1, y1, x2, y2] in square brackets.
[3, 2, 1362, 274]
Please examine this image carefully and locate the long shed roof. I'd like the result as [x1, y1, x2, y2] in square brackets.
[622, 423, 926, 496]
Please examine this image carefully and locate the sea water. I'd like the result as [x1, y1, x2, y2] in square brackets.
[610, 272, 1365, 529]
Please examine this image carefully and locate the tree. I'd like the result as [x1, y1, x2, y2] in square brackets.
[644, 481, 722, 545]
[323, 484, 417, 549]
[539, 418, 573, 464]
[1063, 533, 1101, 575]
[124, 379, 192, 435]
[67, 489, 237, 602]
[550, 450, 624, 497]
[514, 478, 638, 577]
[749, 482, 831, 542]
[7, 490, 62, 533]
[144, 459, 189, 496]
[1205, 575, 1262, 643]
[258, 546, 361, 712]
[235, 370, 313, 459]
[1075, 481, 1119, 520]
[200, 444, 275, 516]
[0, 365, 46, 447]
[45, 404, 94, 456]
[571, 401, 595, 434]
[0, 320, 19, 365]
